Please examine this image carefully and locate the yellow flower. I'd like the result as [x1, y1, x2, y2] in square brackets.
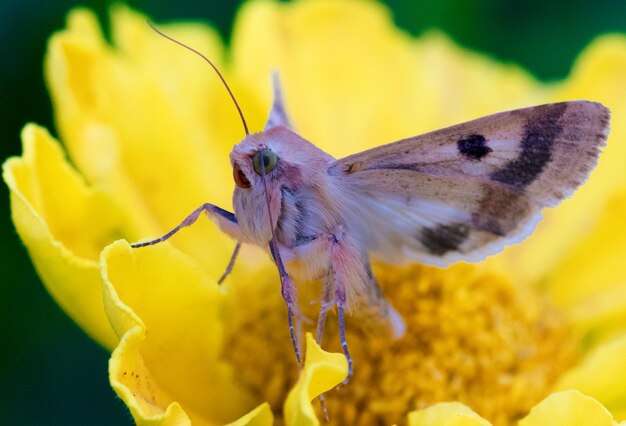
[5, 0, 626, 425]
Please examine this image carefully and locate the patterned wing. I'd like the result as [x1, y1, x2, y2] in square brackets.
[328, 101, 610, 266]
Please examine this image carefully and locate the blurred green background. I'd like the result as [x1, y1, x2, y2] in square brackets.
[0, 0, 625, 424]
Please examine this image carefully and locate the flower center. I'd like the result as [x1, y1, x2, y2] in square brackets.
[225, 263, 577, 425]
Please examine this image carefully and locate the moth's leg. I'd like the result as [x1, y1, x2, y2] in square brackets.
[217, 242, 241, 284]
[336, 293, 352, 385]
[131, 203, 241, 248]
[289, 233, 335, 344]
[359, 263, 407, 339]
[327, 231, 355, 385]
[269, 240, 302, 365]
[316, 272, 335, 344]
[311, 257, 335, 422]
[293, 230, 357, 384]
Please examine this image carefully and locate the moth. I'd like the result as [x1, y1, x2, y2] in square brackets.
[133, 25, 610, 383]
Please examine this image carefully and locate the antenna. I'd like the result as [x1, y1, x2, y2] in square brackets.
[147, 21, 249, 136]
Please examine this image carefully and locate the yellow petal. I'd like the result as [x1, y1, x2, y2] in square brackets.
[558, 35, 626, 195]
[3, 124, 120, 348]
[232, 0, 418, 156]
[486, 35, 626, 285]
[226, 403, 273, 426]
[519, 390, 616, 426]
[28, 3, 626, 425]
[102, 240, 257, 425]
[46, 7, 246, 275]
[408, 402, 491, 426]
[232, 0, 539, 160]
[109, 325, 192, 426]
[555, 334, 626, 415]
[283, 333, 348, 426]
[546, 191, 626, 341]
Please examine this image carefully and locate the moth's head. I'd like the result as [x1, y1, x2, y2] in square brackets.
[229, 124, 331, 243]
[230, 130, 280, 190]
[229, 126, 304, 242]
[229, 126, 330, 191]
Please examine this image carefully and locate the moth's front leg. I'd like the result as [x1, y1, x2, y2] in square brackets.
[269, 239, 303, 365]
[131, 203, 241, 248]
[131, 203, 242, 282]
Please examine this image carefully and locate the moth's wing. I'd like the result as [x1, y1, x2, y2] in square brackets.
[264, 71, 293, 130]
[328, 101, 610, 266]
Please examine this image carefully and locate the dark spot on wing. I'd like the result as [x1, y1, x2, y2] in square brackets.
[471, 213, 505, 236]
[419, 223, 470, 256]
[473, 187, 531, 236]
[490, 103, 567, 190]
[382, 164, 421, 171]
[458, 134, 491, 160]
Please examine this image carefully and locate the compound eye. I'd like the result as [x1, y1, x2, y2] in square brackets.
[252, 149, 278, 175]
[233, 163, 251, 188]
